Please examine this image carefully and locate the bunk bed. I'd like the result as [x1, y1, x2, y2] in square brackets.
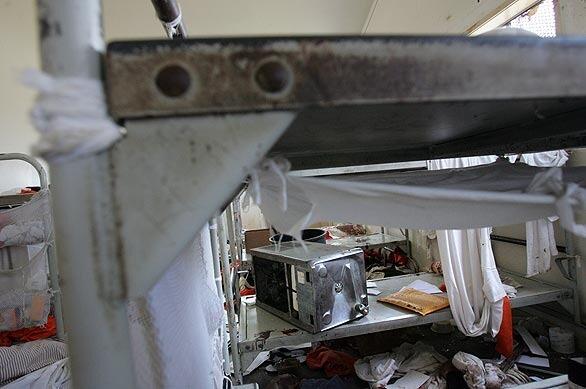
[0, 153, 64, 340]
[0, 153, 67, 386]
[33, 1, 586, 384]
[103, 35, 586, 383]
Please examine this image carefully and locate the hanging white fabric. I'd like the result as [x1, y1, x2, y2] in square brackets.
[128, 226, 224, 389]
[247, 158, 586, 237]
[429, 156, 505, 337]
[21, 70, 124, 163]
[519, 150, 568, 277]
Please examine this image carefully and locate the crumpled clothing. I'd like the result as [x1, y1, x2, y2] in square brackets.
[502, 364, 531, 387]
[422, 374, 446, 389]
[501, 284, 517, 298]
[452, 352, 486, 389]
[394, 342, 447, 376]
[484, 363, 507, 389]
[0, 222, 46, 247]
[355, 342, 446, 386]
[355, 352, 401, 386]
[306, 346, 356, 377]
[0, 315, 56, 347]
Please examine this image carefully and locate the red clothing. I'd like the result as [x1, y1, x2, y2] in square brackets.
[306, 345, 356, 377]
[0, 315, 57, 347]
[495, 297, 513, 358]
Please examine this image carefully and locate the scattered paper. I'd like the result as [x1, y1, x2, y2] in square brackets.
[244, 351, 270, 375]
[368, 288, 382, 296]
[401, 280, 443, 294]
[518, 355, 550, 368]
[388, 371, 430, 388]
[243, 342, 311, 375]
[516, 326, 547, 357]
[367, 281, 377, 288]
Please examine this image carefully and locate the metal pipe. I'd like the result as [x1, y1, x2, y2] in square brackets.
[219, 212, 243, 383]
[405, 229, 412, 258]
[0, 153, 48, 188]
[149, 0, 187, 39]
[564, 230, 582, 324]
[210, 217, 231, 375]
[232, 197, 244, 265]
[218, 212, 242, 384]
[36, 0, 136, 387]
[491, 234, 567, 253]
[226, 203, 241, 313]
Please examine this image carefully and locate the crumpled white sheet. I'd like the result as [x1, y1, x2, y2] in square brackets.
[248, 158, 586, 236]
[354, 342, 446, 387]
[3, 358, 70, 389]
[0, 221, 45, 247]
[521, 150, 568, 277]
[0, 190, 51, 247]
[354, 352, 401, 386]
[452, 351, 486, 389]
[452, 353, 511, 389]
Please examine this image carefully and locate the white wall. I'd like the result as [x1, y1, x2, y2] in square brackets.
[0, 0, 42, 191]
[364, 0, 528, 34]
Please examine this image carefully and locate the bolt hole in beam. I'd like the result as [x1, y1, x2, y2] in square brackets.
[254, 58, 293, 97]
[155, 63, 191, 97]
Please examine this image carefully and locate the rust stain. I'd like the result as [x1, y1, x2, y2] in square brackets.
[255, 330, 273, 340]
[105, 38, 470, 119]
[108, 151, 129, 301]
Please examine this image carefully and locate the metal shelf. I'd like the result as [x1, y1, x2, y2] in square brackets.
[327, 233, 406, 249]
[238, 271, 571, 373]
[0, 194, 34, 208]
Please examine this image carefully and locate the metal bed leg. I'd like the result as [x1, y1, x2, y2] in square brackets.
[227, 203, 242, 313]
[211, 217, 232, 376]
[220, 212, 244, 383]
[36, 0, 136, 387]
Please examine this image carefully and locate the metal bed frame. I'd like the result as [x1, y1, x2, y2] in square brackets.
[36, 0, 586, 387]
[0, 153, 65, 340]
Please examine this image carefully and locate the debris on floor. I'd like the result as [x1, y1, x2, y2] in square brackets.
[244, 314, 584, 388]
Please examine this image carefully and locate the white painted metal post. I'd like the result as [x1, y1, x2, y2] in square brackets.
[36, 1, 136, 387]
[210, 217, 231, 375]
[226, 203, 242, 311]
[219, 212, 243, 383]
[233, 197, 245, 264]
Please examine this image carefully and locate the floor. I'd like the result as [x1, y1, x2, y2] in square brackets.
[244, 313, 581, 388]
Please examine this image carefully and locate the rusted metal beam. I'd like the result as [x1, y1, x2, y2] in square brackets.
[105, 36, 586, 170]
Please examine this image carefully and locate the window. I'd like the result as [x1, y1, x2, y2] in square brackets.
[504, 0, 556, 37]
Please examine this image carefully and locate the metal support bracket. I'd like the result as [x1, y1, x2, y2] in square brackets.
[110, 112, 294, 297]
[556, 254, 580, 281]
